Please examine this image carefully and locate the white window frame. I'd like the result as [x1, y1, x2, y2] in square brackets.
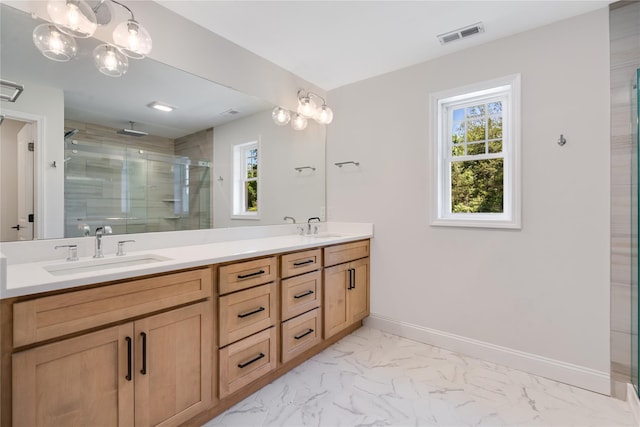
[231, 139, 261, 219]
[430, 74, 521, 229]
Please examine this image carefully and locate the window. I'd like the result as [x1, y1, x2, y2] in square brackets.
[232, 140, 260, 218]
[430, 74, 521, 228]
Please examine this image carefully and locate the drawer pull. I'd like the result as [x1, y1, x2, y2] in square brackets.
[237, 306, 265, 318]
[237, 270, 266, 279]
[140, 332, 147, 375]
[238, 352, 265, 369]
[293, 290, 314, 299]
[125, 336, 132, 381]
[294, 328, 314, 340]
[293, 259, 315, 267]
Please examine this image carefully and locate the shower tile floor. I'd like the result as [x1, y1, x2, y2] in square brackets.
[204, 326, 637, 426]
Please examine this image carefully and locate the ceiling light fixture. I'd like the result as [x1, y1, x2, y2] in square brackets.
[272, 89, 334, 130]
[148, 101, 174, 112]
[32, 0, 152, 77]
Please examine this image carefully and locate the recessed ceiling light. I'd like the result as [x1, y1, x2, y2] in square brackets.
[148, 101, 174, 112]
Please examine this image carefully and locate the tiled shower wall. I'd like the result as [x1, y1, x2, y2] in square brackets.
[610, 0, 640, 400]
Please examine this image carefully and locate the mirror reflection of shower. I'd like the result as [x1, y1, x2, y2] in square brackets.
[63, 123, 211, 237]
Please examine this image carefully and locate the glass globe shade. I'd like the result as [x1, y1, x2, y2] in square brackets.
[32, 24, 77, 62]
[314, 105, 334, 124]
[112, 19, 152, 59]
[47, 0, 97, 38]
[93, 44, 129, 77]
[291, 113, 308, 131]
[272, 107, 291, 126]
[297, 95, 317, 118]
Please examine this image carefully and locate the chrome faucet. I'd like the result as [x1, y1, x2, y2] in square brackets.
[94, 226, 112, 258]
[307, 217, 321, 235]
[283, 216, 296, 224]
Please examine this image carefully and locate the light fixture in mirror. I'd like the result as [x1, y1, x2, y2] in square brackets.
[32, 23, 78, 61]
[34, 0, 151, 77]
[47, 0, 97, 38]
[112, 18, 152, 58]
[291, 113, 308, 130]
[315, 104, 334, 125]
[297, 92, 317, 118]
[272, 106, 291, 126]
[93, 43, 128, 77]
[272, 89, 334, 129]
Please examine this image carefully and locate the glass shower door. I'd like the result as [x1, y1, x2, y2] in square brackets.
[633, 68, 639, 396]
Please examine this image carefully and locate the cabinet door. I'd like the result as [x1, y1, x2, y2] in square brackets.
[324, 262, 350, 339]
[349, 258, 370, 323]
[134, 302, 212, 427]
[13, 323, 134, 427]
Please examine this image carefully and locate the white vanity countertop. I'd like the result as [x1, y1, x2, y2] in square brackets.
[1, 224, 373, 299]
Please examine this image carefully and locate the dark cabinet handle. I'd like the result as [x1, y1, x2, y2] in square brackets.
[238, 306, 265, 318]
[293, 259, 314, 267]
[237, 269, 265, 279]
[294, 328, 314, 340]
[293, 290, 314, 299]
[125, 336, 132, 381]
[140, 332, 147, 375]
[237, 352, 265, 368]
[347, 268, 354, 290]
[350, 268, 356, 290]
[10, 224, 21, 230]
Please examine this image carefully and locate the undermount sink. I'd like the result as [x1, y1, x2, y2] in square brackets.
[44, 254, 172, 276]
[309, 233, 347, 239]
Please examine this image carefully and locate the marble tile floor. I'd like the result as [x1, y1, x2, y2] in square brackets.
[204, 326, 637, 426]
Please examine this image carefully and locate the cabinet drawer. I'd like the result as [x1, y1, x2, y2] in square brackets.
[219, 257, 277, 295]
[281, 249, 321, 279]
[219, 283, 277, 347]
[324, 240, 369, 267]
[281, 308, 322, 363]
[219, 327, 277, 398]
[13, 268, 213, 347]
[281, 271, 321, 321]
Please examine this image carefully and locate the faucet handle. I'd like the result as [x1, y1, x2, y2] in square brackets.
[55, 244, 78, 261]
[116, 240, 135, 256]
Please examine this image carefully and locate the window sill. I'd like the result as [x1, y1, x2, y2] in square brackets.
[431, 217, 521, 230]
[231, 214, 261, 221]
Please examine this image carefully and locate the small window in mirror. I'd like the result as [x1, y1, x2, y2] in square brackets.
[232, 140, 260, 219]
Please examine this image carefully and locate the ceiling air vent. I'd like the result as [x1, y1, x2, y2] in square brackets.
[437, 22, 485, 45]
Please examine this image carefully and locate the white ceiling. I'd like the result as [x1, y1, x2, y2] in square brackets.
[157, 0, 612, 91]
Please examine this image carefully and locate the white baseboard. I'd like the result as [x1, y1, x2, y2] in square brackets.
[627, 383, 640, 426]
[364, 313, 610, 395]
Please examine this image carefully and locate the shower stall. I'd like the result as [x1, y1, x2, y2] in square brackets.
[64, 138, 211, 237]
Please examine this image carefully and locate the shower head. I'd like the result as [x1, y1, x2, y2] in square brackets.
[64, 128, 79, 140]
[117, 121, 148, 137]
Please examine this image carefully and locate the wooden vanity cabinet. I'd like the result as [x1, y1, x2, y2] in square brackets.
[11, 268, 214, 427]
[323, 241, 370, 339]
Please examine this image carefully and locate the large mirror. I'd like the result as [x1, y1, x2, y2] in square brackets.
[0, 2, 326, 242]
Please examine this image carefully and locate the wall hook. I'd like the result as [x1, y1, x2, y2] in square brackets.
[557, 134, 567, 146]
[217, 176, 224, 181]
[51, 161, 57, 168]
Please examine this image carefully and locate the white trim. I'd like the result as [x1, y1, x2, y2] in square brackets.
[1, 108, 46, 239]
[429, 74, 521, 229]
[628, 383, 640, 426]
[364, 313, 610, 395]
